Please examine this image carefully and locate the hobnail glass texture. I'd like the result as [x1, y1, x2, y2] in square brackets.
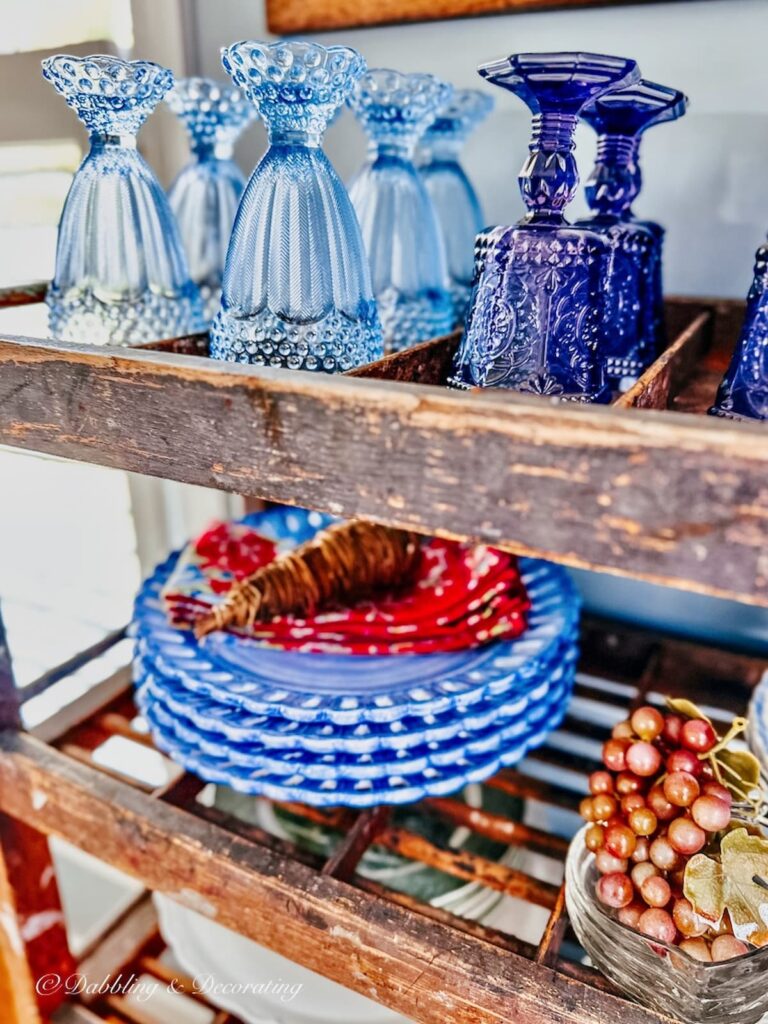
[451, 53, 639, 401]
[42, 55, 205, 345]
[566, 828, 768, 1024]
[210, 41, 382, 371]
[167, 78, 254, 322]
[349, 70, 454, 352]
[710, 240, 768, 420]
[577, 80, 688, 388]
[419, 89, 494, 326]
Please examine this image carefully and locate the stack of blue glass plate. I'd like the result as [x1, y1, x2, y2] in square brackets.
[132, 507, 581, 807]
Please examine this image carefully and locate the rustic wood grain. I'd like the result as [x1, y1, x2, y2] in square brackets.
[322, 806, 390, 881]
[0, 816, 76, 1019]
[423, 797, 569, 858]
[1, 322, 767, 605]
[348, 330, 461, 384]
[615, 310, 712, 410]
[0, 281, 47, 309]
[266, 0, 673, 34]
[0, 731, 672, 1024]
[0, 826, 43, 1024]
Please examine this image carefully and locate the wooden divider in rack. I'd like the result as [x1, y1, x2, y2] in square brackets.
[0, 614, 764, 1024]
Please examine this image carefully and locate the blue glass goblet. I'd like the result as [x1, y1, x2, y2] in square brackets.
[211, 41, 383, 371]
[167, 77, 255, 324]
[710, 242, 768, 420]
[41, 54, 205, 345]
[349, 70, 454, 353]
[419, 89, 495, 328]
[578, 80, 688, 389]
[450, 52, 639, 401]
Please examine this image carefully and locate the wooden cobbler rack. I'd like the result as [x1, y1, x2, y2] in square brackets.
[0, 285, 766, 1024]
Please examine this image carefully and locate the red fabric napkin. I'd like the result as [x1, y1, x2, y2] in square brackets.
[162, 521, 530, 655]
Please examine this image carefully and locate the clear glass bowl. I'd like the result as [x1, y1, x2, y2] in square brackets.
[565, 825, 768, 1024]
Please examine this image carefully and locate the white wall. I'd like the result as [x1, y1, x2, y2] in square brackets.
[191, 0, 768, 300]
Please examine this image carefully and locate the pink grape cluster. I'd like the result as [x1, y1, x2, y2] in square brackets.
[580, 706, 748, 962]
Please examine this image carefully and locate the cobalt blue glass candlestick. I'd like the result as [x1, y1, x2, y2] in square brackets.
[451, 53, 639, 400]
[578, 80, 688, 388]
[211, 41, 383, 371]
[42, 55, 205, 345]
[349, 70, 454, 352]
[710, 242, 768, 420]
[419, 89, 494, 327]
[167, 77, 254, 323]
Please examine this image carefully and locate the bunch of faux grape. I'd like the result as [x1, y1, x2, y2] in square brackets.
[581, 705, 749, 962]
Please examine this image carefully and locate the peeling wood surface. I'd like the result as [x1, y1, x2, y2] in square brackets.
[0, 816, 75, 1020]
[0, 731, 671, 1024]
[0, 301, 766, 605]
[266, 0, 670, 34]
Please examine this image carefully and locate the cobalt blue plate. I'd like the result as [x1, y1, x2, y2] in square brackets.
[133, 631, 577, 754]
[136, 652, 575, 780]
[132, 508, 580, 726]
[135, 675, 571, 806]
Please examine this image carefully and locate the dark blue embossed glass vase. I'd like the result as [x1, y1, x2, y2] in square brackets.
[211, 41, 383, 370]
[577, 80, 688, 389]
[167, 77, 254, 324]
[710, 242, 768, 420]
[419, 89, 494, 327]
[349, 70, 454, 353]
[450, 52, 639, 401]
[41, 54, 205, 345]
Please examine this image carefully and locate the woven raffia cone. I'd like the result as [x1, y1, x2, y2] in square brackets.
[194, 520, 422, 638]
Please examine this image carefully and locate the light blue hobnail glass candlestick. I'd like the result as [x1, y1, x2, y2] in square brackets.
[450, 53, 639, 400]
[419, 89, 494, 328]
[349, 70, 454, 353]
[41, 54, 205, 345]
[211, 41, 383, 371]
[578, 80, 688, 389]
[167, 77, 255, 324]
[710, 242, 768, 420]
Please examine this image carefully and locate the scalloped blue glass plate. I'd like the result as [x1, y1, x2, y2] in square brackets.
[136, 654, 574, 781]
[136, 677, 571, 806]
[131, 508, 580, 726]
[133, 632, 577, 755]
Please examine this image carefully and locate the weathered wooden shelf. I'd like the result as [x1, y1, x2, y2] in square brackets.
[0, 288, 765, 607]
[1, 614, 765, 1024]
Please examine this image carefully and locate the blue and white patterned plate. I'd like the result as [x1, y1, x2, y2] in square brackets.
[136, 676, 571, 806]
[132, 508, 580, 726]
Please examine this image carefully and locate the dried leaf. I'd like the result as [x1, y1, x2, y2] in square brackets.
[685, 828, 768, 946]
[666, 697, 713, 725]
[684, 853, 724, 923]
[717, 749, 763, 799]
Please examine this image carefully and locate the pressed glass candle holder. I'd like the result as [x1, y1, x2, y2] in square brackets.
[450, 52, 639, 400]
[211, 41, 383, 371]
[167, 77, 255, 323]
[349, 70, 454, 353]
[578, 80, 688, 389]
[41, 54, 205, 345]
[566, 828, 768, 1024]
[419, 89, 494, 327]
[710, 241, 768, 420]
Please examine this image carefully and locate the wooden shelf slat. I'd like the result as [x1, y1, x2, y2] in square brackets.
[1, 297, 767, 607]
[0, 729, 670, 1024]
